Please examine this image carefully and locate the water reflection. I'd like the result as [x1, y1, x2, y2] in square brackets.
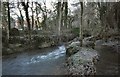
[26, 45, 66, 64]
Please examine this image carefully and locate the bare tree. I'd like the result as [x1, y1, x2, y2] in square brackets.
[36, 1, 47, 30]
[35, 2, 40, 30]
[7, 2, 11, 31]
[21, 0, 31, 44]
[17, 1, 24, 30]
[63, 0, 68, 28]
[31, 2, 34, 30]
[2, 2, 9, 46]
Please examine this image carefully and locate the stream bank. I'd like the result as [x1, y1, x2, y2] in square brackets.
[65, 36, 119, 75]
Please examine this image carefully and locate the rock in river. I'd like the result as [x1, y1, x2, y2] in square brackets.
[66, 41, 80, 56]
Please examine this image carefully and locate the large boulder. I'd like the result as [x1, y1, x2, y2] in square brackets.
[66, 47, 99, 75]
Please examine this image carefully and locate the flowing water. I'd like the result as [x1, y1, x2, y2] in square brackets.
[2, 45, 68, 75]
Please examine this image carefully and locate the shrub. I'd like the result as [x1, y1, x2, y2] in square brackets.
[10, 28, 20, 36]
[71, 28, 79, 36]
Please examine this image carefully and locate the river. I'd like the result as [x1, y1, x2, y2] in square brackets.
[2, 45, 68, 75]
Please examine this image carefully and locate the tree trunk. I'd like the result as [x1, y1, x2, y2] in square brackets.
[7, 2, 10, 44]
[20, 11, 24, 30]
[61, 2, 64, 29]
[43, 1, 47, 30]
[57, 0, 62, 43]
[7, 2, 11, 31]
[2, 2, 9, 46]
[26, 3, 31, 44]
[31, 2, 34, 30]
[64, 0, 68, 29]
[35, 2, 40, 30]
[80, 2, 83, 47]
[21, 1, 31, 45]
[18, 2, 24, 30]
[116, 3, 120, 33]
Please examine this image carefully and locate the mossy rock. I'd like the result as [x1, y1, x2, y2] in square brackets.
[67, 47, 99, 75]
[66, 45, 80, 57]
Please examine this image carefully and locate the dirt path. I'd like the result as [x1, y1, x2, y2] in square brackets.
[95, 46, 119, 75]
